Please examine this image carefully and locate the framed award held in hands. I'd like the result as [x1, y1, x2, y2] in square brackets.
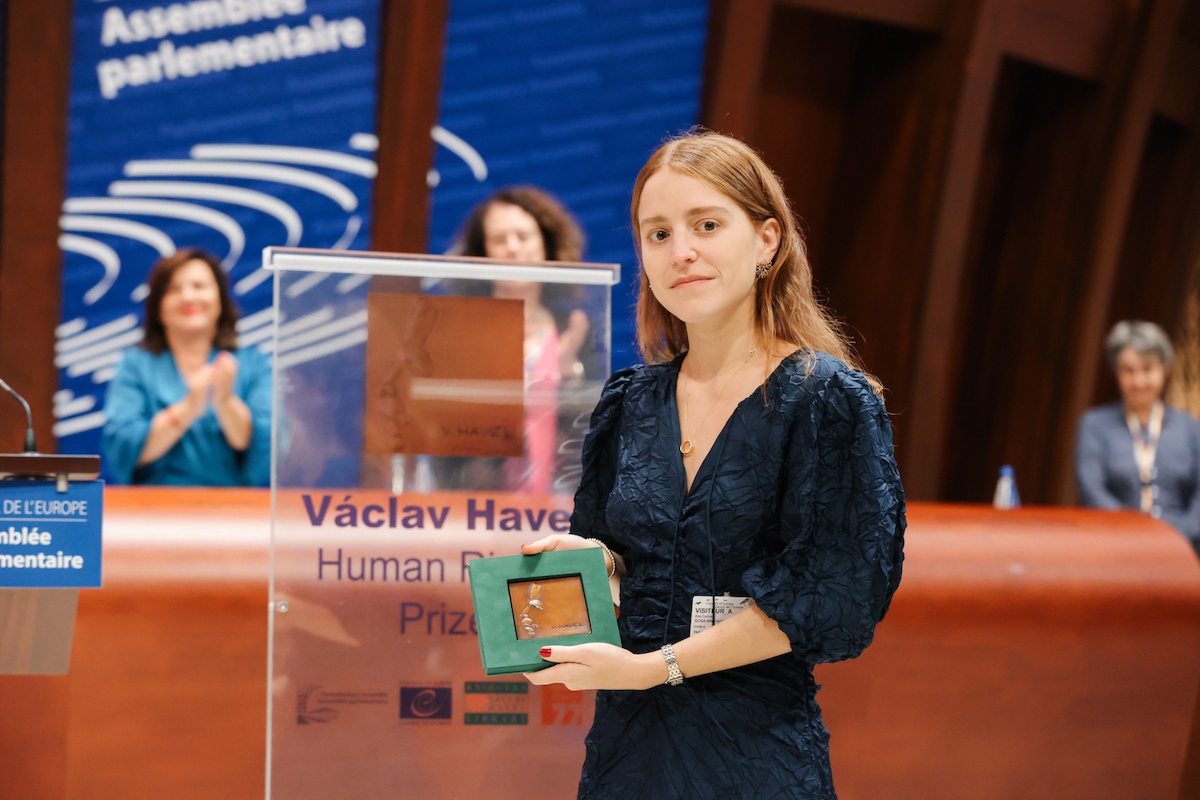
[467, 548, 620, 675]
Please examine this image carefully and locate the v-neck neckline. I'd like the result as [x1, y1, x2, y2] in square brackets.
[668, 349, 800, 498]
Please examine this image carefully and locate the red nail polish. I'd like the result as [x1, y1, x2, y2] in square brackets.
[539, 647, 552, 658]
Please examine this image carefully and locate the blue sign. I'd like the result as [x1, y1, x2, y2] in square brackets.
[0, 480, 104, 587]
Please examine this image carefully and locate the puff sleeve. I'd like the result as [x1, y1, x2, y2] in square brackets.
[569, 368, 636, 547]
[741, 364, 906, 664]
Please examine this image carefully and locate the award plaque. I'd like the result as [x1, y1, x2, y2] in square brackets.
[468, 548, 620, 675]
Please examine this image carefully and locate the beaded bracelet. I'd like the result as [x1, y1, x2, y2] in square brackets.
[585, 537, 617, 579]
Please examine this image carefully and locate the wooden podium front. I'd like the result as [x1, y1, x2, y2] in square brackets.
[1, 488, 1198, 799]
[0, 452, 100, 675]
[820, 503, 1200, 799]
[0, 453, 100, 798]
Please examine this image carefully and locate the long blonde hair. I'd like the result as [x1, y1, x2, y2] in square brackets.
[630, 131, 875, 388]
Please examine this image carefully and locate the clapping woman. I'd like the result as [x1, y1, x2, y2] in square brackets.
[441, 187, 593, 494]
[103, 248, 270, 486]
[455, 186, 593, 383]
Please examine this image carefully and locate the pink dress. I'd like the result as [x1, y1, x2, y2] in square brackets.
[504, 322, 560, 494]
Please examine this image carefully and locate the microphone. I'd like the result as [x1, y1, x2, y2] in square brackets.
[0, 377, 38, 453]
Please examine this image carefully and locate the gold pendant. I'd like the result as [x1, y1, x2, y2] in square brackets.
[680, 440, 694, 456]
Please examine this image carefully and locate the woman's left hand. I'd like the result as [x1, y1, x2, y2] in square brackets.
[524, 643, 663, 691]
[521, 533, 594, 556]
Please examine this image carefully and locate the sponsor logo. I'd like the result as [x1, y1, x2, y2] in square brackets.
[297, 683, 338, 725]
[463, 680, 528, 725]
[540, 683, 588, 726]
[297, 684, 390, 725]
[400, 685, 453, 721]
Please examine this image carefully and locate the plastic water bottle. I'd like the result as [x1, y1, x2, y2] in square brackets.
[993, 465, 1021, 509]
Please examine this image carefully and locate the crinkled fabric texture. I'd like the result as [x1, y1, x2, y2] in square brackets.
[570, 351, 906, 800]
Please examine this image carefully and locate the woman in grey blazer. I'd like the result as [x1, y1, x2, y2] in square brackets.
[1076, 320, 1200, 557]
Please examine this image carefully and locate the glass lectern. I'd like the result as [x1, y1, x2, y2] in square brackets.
[264, 247, 620, 798]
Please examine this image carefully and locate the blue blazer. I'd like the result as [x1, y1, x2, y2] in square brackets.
[1076, 401, 1200, 552]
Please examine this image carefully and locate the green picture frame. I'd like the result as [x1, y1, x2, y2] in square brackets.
[467, 548, 620, 675]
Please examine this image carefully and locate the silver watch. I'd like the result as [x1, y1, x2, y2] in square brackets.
[661, 644, 683, 686]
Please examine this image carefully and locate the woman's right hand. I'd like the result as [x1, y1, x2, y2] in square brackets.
[523, 534, 619, 588]
[526, 642, 663, 691]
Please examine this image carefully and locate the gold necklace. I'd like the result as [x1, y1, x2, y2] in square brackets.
[680, 348, 756, 457]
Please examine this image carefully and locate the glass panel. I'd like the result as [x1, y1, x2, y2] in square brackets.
[266, 247, 618, 798]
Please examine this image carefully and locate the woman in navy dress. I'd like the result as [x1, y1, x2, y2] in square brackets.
[523, 131, 906, 799]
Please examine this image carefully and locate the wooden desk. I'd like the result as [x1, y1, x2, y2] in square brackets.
[1, 489, 1198, 799]
[820, 504, 1200, 799]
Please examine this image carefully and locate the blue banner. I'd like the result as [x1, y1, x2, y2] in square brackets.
[0, 480, 104, 587]
[55, 0, 382, 459]
[428, 0, 709, 371]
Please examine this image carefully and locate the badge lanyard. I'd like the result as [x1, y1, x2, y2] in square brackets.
[1125, 402, 1164, 514]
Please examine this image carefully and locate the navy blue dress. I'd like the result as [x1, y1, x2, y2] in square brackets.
[570, 351, 906, 799]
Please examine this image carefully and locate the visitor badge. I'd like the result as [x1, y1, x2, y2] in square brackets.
[689, 594, 753, 635]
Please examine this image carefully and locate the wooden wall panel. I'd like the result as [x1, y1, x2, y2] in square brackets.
[370, 0, 447, 255]
[0, 8, 74, 796]
[705, 0, 1200, 506]
[946, 61, 1100, 502]
[901, 0, 1005, 500]
[1052, 0, 1189, 503]
[66, 579, 268, 799]
[703, 0, 772, 139]
[1106, 118, 1200, 364]
[0, 2, 72, 455]
[1005, 0, 1122, 80]
[0, 0, 6, 211]
[813, 22, 945, 424]
[781, 0, 951, 31]
[754, 8, 859, 270]
[1156, 0, 1200, 125]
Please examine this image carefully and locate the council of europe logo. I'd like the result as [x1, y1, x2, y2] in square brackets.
[400, 686, 452, 720]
